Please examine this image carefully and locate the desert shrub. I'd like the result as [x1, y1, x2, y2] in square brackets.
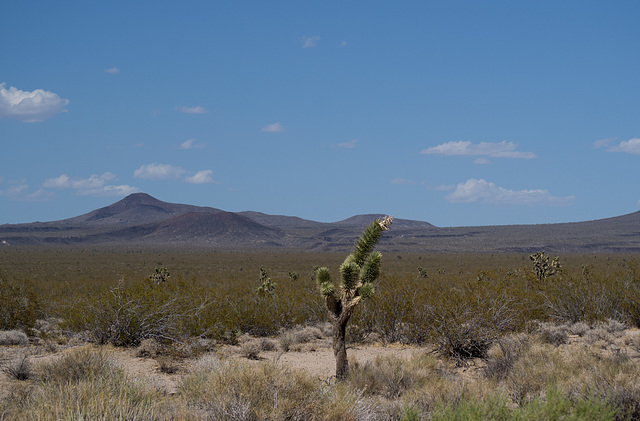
[240, 339, 263, 360]
[63, 276, 215, 347]
[426, 291, 517, 363]
[0, 329, 29, 346]
[0, 275, 41, 332]
[544, 272, 627, 324]
[536, 322, 569, 346]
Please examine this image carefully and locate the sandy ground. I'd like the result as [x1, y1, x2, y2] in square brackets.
[3, 325, 638, 399]
[0, 338, 428, 397]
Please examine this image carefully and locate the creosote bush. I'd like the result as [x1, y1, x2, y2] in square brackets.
[0, 275, 41, 332]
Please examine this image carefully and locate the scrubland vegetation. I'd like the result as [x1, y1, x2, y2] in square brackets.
[2, 247, 640, 419]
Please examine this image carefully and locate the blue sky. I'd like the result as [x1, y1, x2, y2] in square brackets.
[2, 1, 639, 227]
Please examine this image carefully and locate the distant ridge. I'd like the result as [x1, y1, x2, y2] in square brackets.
[1, 193, 639, 252]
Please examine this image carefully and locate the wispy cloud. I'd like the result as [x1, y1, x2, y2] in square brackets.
[420, 141, 536, 159]
[43, 172, 138, 197]
[595, 138, 640, 155]
[0, 83, 69, 122]
[180, 138, 205, 149]
[300, 35, 320, 48]
[0, 180, 53, 201]
[337, 139, 358, 149]
[104, 67, 120, 74]
[178, 105, 207, 114]
[261, 121, 286, 132]
[133, 164, 186, 180]
[444, 179, 575, 206]
[184, 170, 218, 184]
[392, 178, 419, 185]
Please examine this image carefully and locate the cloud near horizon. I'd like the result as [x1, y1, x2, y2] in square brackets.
[0, 83, 69, 122]
[180, 138, 205, 149]
[261, 121, 286, 132]
[337, 139, 358, 149]
[420, 140, 536, 159]
[595, 138, 640, 155]
[0, 179, 53, 201]
[444, 179, 575, 206]
[300, 35, 320, 48]
[43, 172, 139, 197]
[178, 105, 207, 114]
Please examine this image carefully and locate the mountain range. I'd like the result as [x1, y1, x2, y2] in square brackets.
[1, 193, 639, 253]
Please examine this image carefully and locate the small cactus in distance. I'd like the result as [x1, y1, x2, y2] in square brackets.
[256, 268, 276, 295]
[149, 267, 170, 284]
[317, 215, 393, 379]
[530, 251, 561, 280]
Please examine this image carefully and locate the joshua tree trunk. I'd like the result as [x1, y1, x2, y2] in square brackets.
[333, 314, 349, 378]
[316, 216, 393, 380]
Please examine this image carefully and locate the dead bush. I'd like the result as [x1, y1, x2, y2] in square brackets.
[0, 329, 29, 346]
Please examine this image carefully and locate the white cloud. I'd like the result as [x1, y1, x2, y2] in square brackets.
[43, 172, 116, 189]
[178, 105, 207, 114]
[420, 140, 536, 159]
[597, 138, 640, 155]
[445, 179, 575, 206]
[337, 139, 358, 149]
[43, 172, 138, 197]
[0, 83, 69, 122]
[300, 35, 320, 48]
[184, 170, 218, 184]
[133, 164, 186, 180]
[261, 121, 286, 132]
[104, 67, 120, 74]
[180, 138, 204, 149]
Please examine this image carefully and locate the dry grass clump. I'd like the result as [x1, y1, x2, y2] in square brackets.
[1, 346, 162, 420]
[0, 329, 28, 346]
[2, 354, 32, 380]
[347, 354, 431, 399]
[484, 333, 531, 380]
[178, 355, 378, 420]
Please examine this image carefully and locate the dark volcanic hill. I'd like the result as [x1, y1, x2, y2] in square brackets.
[66, 193, 222, 226]
[1, 193, 639, 252]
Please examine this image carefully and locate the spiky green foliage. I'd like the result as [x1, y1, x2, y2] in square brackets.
[360, 251, 382, 285]
[320, 281, 335, 297]
[351, 221, 385, 266]
[340, 261, 360, 292]
[359, 282, 375, 299]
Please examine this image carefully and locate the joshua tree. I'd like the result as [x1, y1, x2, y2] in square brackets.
[316, 216, 393, 379]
